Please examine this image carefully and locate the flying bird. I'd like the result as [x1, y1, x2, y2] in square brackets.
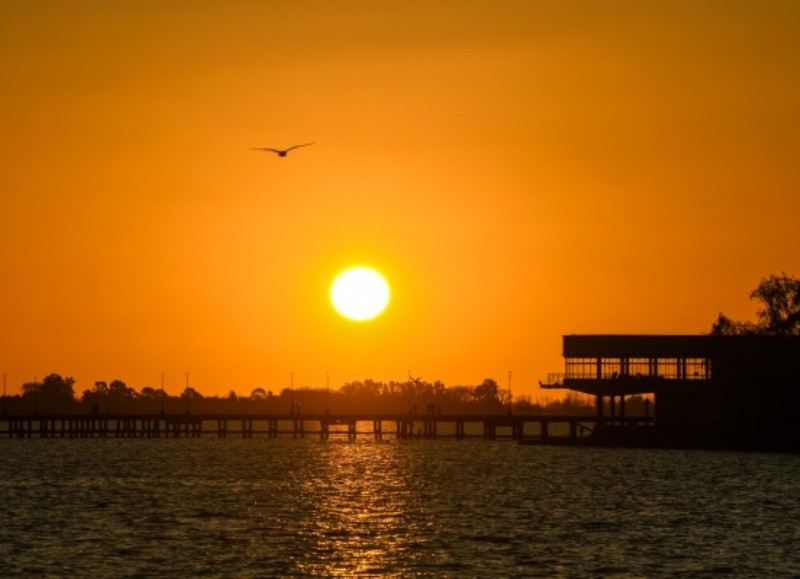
[250, 142, 315, 157]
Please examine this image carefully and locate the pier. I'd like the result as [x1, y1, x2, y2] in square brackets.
[0, 413, 653, 441]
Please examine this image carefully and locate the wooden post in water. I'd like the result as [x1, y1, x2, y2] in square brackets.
[321, 417, 329, 440]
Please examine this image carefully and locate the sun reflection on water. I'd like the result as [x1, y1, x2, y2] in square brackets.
[1, 440, 798, 575]
[292, 442, 418, 575]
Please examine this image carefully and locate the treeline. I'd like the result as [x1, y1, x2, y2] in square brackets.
[1, 374, 650, 417]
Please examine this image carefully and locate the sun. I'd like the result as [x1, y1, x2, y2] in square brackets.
[330, 267, 391, 321]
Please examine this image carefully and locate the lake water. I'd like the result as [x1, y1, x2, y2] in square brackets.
[0, 438, 798, 576]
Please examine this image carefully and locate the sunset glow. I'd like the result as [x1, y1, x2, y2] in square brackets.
[1, 1, 799, 398]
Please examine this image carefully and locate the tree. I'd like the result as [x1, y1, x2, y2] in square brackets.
[710, 313, 758, 336]
[92, 381, 109, 395]
[711, 273, 800, 335]
[23, 373, 75, 401]
[22, 374, 76, 412]
[108, 380, 137, 399]
[447, 386, 474, 404]
[181, 387, 203, 399]
[81, 381, 108, 404]
[139, 386, 160, 399]
[250, 387, 268, 400]
[751, 272, 800, 335]
[473, 378, 499, 404]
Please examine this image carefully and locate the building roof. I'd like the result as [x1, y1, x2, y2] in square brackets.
[562, 334, 800, 358]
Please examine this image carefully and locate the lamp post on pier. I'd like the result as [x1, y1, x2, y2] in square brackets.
[289, 372, 295, 414]
[184, 372, 190, 415]
[507, 370, 513, 416]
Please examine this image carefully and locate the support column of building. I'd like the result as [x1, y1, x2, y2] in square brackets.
[596, 395, 604, 424]
[609, 395, 616, 424]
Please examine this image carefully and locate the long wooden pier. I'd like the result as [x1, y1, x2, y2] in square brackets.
[0, 413, 653, 441]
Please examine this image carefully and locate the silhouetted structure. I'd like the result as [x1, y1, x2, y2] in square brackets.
[0, 412, 650, 441]
[541, 334, 800, 451]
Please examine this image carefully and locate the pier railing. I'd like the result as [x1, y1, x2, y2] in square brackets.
[0, 412, 654, 442]
[539, 373, 566, 389]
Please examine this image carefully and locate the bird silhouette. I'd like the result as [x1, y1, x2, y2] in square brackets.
[250, 142, 315, 157]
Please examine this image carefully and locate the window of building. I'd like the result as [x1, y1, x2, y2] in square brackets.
[565, 358, 597, 379]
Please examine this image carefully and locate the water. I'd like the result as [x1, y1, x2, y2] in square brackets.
[0, 438, 798, 576]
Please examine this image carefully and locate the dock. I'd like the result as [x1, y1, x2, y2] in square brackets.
[0, 413, 653, 441]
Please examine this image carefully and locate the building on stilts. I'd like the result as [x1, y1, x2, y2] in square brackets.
[540, 334, 800, 451]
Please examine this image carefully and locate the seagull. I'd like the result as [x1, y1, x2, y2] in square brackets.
[250, 142, 315, 157]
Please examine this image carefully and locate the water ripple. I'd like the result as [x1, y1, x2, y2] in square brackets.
[0, 439, 798, 576]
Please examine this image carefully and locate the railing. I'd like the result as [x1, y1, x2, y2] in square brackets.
[562, 372, 705, 381]
[541, 367, 711, 391]
[539, 373, 565, 388]
[0, 412, 652, 442]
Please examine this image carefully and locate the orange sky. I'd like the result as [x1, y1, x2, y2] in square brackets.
[1, 1, 799, 399]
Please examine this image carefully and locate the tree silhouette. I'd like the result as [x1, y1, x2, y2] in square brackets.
[250, 387, 268, 400]
[181, 387, 203, 399]
[139, 386, 160, 399]
[108, 380, 137, 399]
[712, 273, 800, 335]
[23, 373, 75, 401]
[709, 313, 758, 336]
[473, 378, 499, 403]
[751, 272, 800, 335]
[20, 374, 76, 413]
[92, 381, 110, 396]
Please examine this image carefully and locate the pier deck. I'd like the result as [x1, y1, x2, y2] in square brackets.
[0, 413, 653, 441]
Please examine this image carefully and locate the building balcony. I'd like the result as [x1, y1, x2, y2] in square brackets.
[541, 372, 709, 396]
